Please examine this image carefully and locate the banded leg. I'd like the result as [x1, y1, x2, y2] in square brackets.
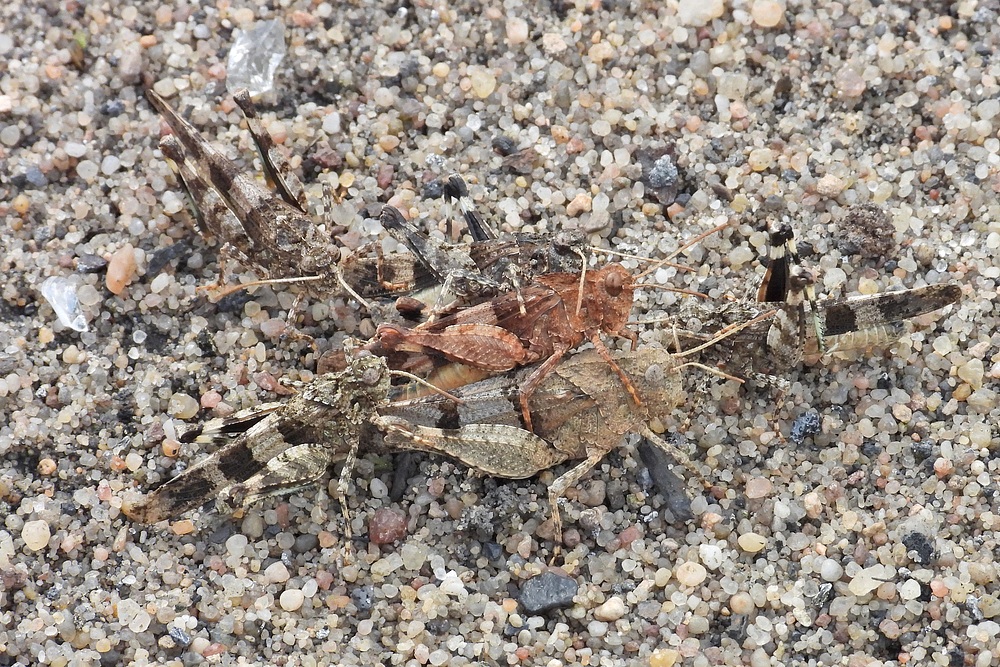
[232, 88, 308, 213]
[444, 173, 496, 241]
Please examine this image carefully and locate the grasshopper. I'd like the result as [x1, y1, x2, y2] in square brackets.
[126, 337, 747, 561]
[123, 349, 394, 528]
[365, 262, 642, 432]
[670, 225, 962, 387]
[378, 347, 698, 558]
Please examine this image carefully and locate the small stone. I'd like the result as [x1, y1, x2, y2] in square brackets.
[834, 65, 866, 98]
[171, 520, 195, 535]
[729, 591, 754, 615]
[506, 18, 528, 44]
[820, 558, 844, 582]
[932, 335, 954, 355]
[649, 649, 680, 667]
[816, 174, 846, 197]
[368, 508, 407, 544]
[676, 0, 724, 26]
[541, 33, 567, 54]
[588, 42, 615, 64]
[750, 0, 784, 27]
[40, 277, 88, 332]
[744, 477, 772, 499]
[699, 544, 725, 570]
[737, 532, 767, 553]
[594, 596, 627, 622]
[106, 244, 137, 295]
[591, 119, 612, 137]
[747, 148, 774, 171]
[0, 124, 21, 146]
[264, 561, 290, 583]
[279, 589, 305, 611]
[566, 192, 592, 216]
[125, 452, 143, 472]
[65, 141, 87, 158]
[848, 569, 880, 596]
[101, 155, 121, 175]
[227, 19, 287, 96]
[518, 571, 579, 614]
[934, 457, 953, 478]
[168, 393, 200, 419]
[958, 359, 984, 389]
[898, 579, 921, 601]
[76, 159, 99, 182]
[469, 68, 496, 99]
[675, 561, 707, 587]
[22, 520, 51, 551]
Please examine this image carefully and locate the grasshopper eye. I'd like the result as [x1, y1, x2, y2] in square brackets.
[604, 271, 624, 296]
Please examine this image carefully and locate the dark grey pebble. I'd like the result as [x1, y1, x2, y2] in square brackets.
[518, 570, 579, 614]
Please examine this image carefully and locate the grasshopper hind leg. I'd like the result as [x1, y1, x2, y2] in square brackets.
[218, 442, 342, 512]
[232, 88, 308, 213]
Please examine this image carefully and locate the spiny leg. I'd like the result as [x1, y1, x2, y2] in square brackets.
[518, 348, 571, 433]
[232, 88, 308, 213]
[546, 452, 605, 564]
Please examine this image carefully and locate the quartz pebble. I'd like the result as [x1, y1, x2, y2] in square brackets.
[744, 477, 772, 499]
[738, 532, 767, 553]
[594, 596, 626, 622]
[750, 0, 783, 27]
[167, 393, 199, 419]
[22, 520, 51, 551]
[106, 244, 137, 295]
[279, 589, 305, 611]
[675, 561, 708, 587]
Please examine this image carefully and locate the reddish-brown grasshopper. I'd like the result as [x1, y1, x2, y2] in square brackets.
[365, 261, 644, 432]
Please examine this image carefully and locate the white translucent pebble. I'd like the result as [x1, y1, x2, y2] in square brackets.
[227, 19, 287, 96]
[820, 558, 844, 582]
[40, 276, 89, 332]
[64, 141, 87, 157]
[699, 544, 725, 570]
[101, 155, 120, 175]
[322, 112, 341, 134]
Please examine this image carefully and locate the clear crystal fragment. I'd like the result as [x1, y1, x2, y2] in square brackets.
[227, 19, 287, 96]
[40, 276, 89, 332]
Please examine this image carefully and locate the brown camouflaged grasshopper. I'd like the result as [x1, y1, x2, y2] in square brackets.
[148, 88, 594, 318]
[124, 326, 760, 558]
[365, 262, 643, 432]
[146, 88, 390, 314]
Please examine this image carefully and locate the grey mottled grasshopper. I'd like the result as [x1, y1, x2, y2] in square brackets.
[125, 345, 705, 561]
[124, 350, 393, 528]
[671, 225, 962, 386]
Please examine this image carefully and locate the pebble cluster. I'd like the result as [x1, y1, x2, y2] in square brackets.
[0, 0, 996, 665]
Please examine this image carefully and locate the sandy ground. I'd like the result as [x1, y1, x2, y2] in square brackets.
[1, 1, 997, 666]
